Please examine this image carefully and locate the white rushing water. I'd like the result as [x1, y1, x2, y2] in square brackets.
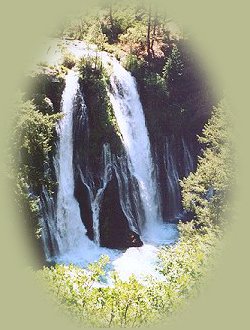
[79, 143, 113, 246]
[112, 223, 178, 282]
[55, 70, 96, 261]
[107, 59, 162, 241]
[39, 40, 179, 282]
[164, 137, 182, 218]
[182, 137, 195, 177]
[113, 154, 143, 235]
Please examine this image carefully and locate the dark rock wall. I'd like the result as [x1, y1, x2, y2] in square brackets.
[99, 170, 143, 249]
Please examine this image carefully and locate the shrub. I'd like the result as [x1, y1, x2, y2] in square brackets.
[11, 95, 62, 217]
[61, 51, 77, 69]
[180, 100, 233, 230]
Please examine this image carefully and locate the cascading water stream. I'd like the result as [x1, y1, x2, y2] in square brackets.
[113, 154, 143, 235]
[78, 143, 113, 246]
[164, 137, 182, 218]
[106, 59, 162, 240]
[39, 187, 58, 260]
[182, 137, 195, 177]
[55, 70, 94, 259]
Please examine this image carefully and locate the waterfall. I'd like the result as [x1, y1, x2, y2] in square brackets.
[58, 42, 163, 237]
[78, 143, 112, 246]
[161, 136, 196, 220]
[53, 42, 164, 237]
[39, 187, 58, 260]
[113, 154, 144, 235]
[106, 59, 162, 239]
[54, 70, 93, 258]
[39, 41, 180, 267]
[182, 137, 195, 177]
[164, 137, 182, 219]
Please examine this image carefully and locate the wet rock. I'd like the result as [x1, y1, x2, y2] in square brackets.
[99, 171, 143, 249]
[126, 232, 143, 248]
[74, 174, 94, 241]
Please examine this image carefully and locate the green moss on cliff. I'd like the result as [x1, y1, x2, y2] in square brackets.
[78, 56, 122, 163]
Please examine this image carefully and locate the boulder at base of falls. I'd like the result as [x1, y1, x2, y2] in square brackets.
[126, 231, 143, 248]
[99, 172, 143, 249]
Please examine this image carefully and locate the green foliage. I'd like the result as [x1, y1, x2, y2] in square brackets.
[86, 22, 108, 50]
[119, 22, 147, 54]
[100, 4, 136, 44]
[122, 53, 144, 73]
[123, 53, 168, 104]
[61, 50, 77, 69]
[77, 56, 121, 161]
[11, 95, 62, 218]
[123, 42, 209, 138]
[59, 2, 181, 58]
[25, 64, 66, 114]
[62, 14, 108, 49]
[161, 44, 190, 128]
[163, 45, 184, 83]
[142, 71, 168, 98]
[158, 222, 218, 294]
[180, 100, 233, 229]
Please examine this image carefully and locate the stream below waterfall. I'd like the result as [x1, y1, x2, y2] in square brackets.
[53, 222, 178, 284]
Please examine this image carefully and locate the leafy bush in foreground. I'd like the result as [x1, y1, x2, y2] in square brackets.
[37, 223, 219, 328]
